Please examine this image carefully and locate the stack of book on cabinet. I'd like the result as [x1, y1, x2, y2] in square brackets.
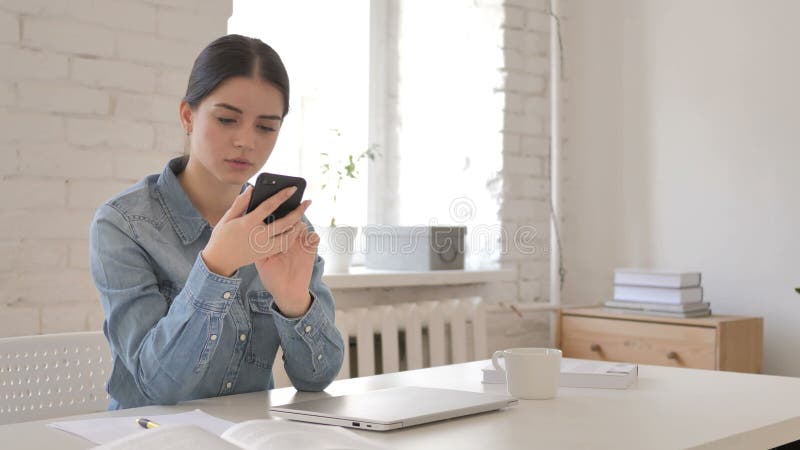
[604, 268, 711, 318]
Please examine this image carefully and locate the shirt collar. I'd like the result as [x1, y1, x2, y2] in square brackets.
[154, 157, 209, 245]
[155, 157, 254, 245]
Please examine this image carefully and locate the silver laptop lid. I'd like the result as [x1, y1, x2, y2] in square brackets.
[269, 386, 518, 431]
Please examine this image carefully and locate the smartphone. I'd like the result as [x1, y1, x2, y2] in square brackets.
[246, 172, 307, 224]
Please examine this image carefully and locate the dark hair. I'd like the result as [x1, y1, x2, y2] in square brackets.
[183, 34, 290, 117]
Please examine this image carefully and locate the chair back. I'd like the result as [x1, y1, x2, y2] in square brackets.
[0, 331, 112, 424]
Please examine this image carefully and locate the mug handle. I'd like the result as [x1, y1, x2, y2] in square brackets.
[491, 350, 506, 373]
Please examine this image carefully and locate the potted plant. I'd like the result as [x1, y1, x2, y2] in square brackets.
[316, 134, 378, 273]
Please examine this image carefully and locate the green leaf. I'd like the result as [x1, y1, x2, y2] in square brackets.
[795, 287, 800, 295]
[344, 160, 356, 178]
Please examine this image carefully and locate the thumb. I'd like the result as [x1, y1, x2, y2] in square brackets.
[218, 185, 253, 225]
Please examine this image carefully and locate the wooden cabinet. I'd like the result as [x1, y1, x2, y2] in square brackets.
[559, 307, 763, 373]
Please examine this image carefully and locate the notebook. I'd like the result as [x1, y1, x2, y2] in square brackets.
[268, 386, 518, 431]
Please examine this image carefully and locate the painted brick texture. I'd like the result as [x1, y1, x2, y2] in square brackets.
[497, 1, 552, 303]
[0, 0, 231, 336]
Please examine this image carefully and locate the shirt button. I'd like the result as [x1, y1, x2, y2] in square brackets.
[210, 334, 217, 341]
[304, 325, 311, 333]
[222, 291, 232, 299]
[239, 334, 246, 342]
[226, 382, 232, 389]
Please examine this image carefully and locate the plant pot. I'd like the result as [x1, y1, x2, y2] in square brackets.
[317, 225, 358, 273]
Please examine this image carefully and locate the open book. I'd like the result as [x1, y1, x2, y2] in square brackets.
[94, 419, 390, 450]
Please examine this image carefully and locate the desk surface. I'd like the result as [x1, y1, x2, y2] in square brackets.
[2, 360, 799, 449]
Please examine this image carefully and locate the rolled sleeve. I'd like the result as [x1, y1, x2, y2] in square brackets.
[187, 253, 242, 314]
[269, 224, 344, 390]
[270, 291, 332, 341]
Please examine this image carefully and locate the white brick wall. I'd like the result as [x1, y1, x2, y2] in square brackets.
[0, 178, 66, 209]
[0, 111, 64, 142]
[0, 240, 69, 271]
[66, 118, 155, 149]
[18, 146, 115, 179]
[0, 9, 18, 42]
[67, 180, 132, 209]
[115, 92, 179, 122]
[18, 81, 111, 114]
[23, 17, 116, 57]
[0, 1, 68, 16]
[0, 46, 69, 79]
[156, 69, 188, 96]
[0, 81, 12, 106]
[71, 58, 158, 93]
[68, 0, 157, 33]
[0, 210, 93, 239]
[116, 33, 202, 68]
[0, 0, 232, 337]
[497, 0, 552, 304]
[0, 305, 39, 338]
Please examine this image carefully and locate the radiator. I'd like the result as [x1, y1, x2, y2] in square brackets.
[271, 298, 557, 388]
[334, 297, 487, 378]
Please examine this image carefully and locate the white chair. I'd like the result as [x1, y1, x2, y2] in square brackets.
[0, 331, 112, 425]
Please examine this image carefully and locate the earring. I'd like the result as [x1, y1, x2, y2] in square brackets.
[185, 129, 191, 136]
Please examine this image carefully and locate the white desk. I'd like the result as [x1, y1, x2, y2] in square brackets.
[2, 360, 799, 449]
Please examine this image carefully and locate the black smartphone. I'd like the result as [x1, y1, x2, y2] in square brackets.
[246, 172, 307, 224]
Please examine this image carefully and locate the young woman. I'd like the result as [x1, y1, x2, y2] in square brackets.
[89, 35, 344, 409]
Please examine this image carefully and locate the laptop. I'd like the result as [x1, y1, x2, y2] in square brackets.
[268, 386, 518, 431]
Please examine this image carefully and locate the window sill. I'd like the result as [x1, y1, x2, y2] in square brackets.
[322, 267, 516, 290]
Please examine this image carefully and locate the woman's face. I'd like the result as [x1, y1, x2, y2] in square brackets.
[181, 76, 284, 186]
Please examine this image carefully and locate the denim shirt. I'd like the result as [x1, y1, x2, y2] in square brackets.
[89, 157, 344, 409]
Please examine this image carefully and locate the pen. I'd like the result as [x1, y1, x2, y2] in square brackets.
[136, 418, 160, 429]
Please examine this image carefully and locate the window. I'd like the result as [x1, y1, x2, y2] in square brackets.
[386, 0, 504, 268]
[229, 0, 371, 229]
[230, 0, 503, 268]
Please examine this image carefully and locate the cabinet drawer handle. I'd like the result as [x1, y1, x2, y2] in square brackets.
[667, 351, 679, 361]
[590, 344, 602, 352]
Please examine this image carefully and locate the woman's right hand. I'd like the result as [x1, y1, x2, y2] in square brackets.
[200, 185, 311, 277]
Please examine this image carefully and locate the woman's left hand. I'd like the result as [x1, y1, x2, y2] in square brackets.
[255, 221, 320, 318]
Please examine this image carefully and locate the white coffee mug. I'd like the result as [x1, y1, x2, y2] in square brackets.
[492, 347, 562, 399]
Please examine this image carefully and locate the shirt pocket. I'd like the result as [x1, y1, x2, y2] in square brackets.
[245, 292, 280, 370]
